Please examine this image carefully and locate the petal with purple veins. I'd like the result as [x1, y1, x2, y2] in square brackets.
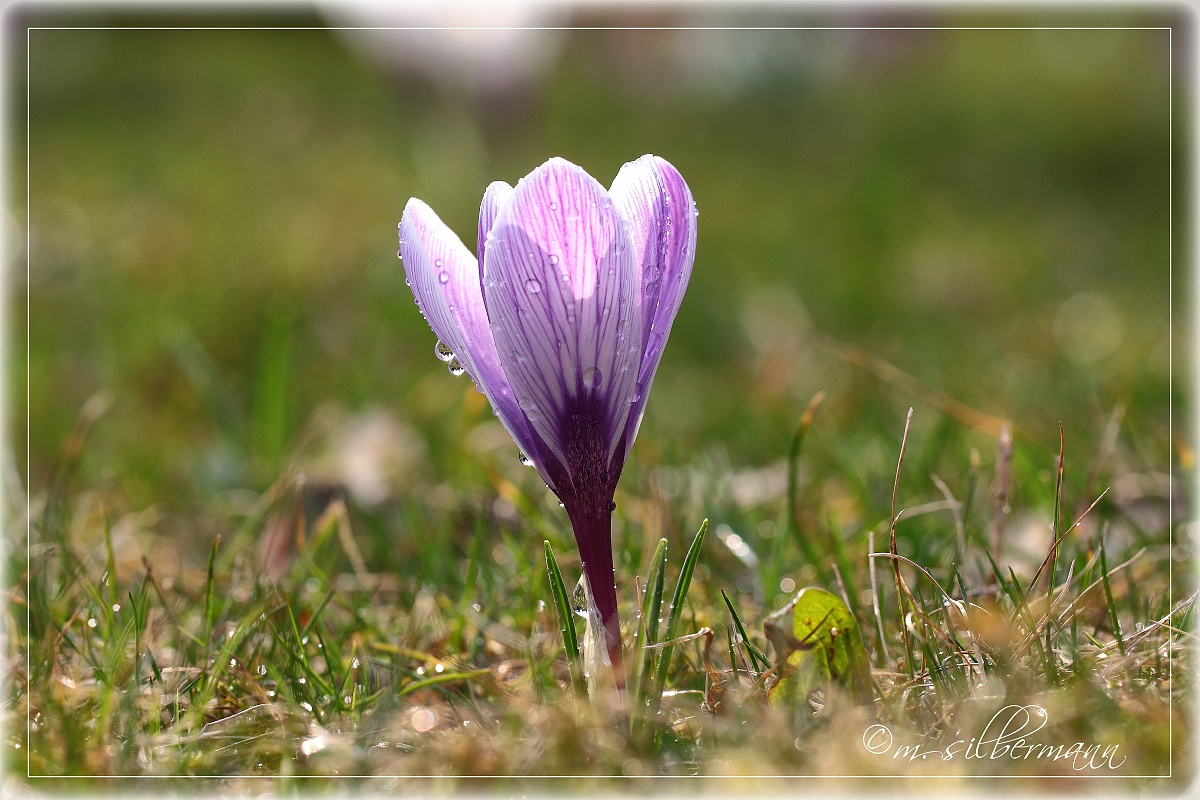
[609, 155, 696, 452]
[399, 198, 562, 491]
[478, 180, 514, 297]
[483, 157, 643, 477]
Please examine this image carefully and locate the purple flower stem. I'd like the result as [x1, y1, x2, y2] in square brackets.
[567, 503, 623, 681]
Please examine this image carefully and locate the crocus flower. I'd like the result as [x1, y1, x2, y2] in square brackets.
[398, 155, 696, 669]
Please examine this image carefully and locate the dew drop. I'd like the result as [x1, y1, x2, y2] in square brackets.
[447, 357, 466, 377]
[434, 340, 454, 362]
[549, 254, 559, 265]
[434, 259, 443, 267]
[438, 272, 450, 284]
[549, 201, 559, 211]
[525, 278, 542, 294]
[583, 367, 602, 387]
[518, 451, 533, 467]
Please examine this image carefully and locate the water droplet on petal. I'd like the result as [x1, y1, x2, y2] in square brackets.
[447, 357, 466, 377]
[525, 278, 541, 294]
[435, 340, 454, 362]
[583, 367, 602, 387]
[549, 254, 559, 265]
[549, 201, 558, 211]
[435, 259, 443, 267]
[518, 451, 533, 467]
[438, 272, 450, 284]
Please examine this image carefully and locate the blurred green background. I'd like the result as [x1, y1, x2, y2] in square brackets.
[16, 11, 1181, 542]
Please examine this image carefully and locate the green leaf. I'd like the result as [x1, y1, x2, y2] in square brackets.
[764, 587, 872, 710]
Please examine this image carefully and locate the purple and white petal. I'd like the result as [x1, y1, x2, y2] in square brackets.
[477, 180, 514, 295]
[399, 199, 478, 379]
[483, 157, 643, 476]
[399, 199, 561, 491]
[609, 155, 696, 452]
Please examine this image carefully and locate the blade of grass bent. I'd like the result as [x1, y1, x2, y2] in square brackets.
[721, 589, 768, 672]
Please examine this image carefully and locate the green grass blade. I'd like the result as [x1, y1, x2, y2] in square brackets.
[399, 669, 491, 697]
[1098, 532, 1125, 655]
[544, 540, 582, 690]
[631, 537, 668, 718]
[649, 518, 710, 721]
[721, 589, 768, 672]
[463, 512, 486, 606]
[299, 587, 337, 640]
[202, 535, 221, 643]
[787, 394, 828, 582]
[984, 549, 1022, 607]
[826, 514, 859, 616]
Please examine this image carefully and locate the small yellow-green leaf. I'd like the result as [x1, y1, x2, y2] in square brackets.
[764, 587, 873, 708]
